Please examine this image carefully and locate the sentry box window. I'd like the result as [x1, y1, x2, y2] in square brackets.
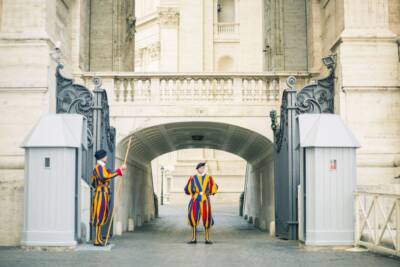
[44, 157, 51, 168]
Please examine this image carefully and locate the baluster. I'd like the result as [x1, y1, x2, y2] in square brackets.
[146, 79, 152, 102]
[193, 79, 198, 99]
[249, 78, 254, 101]
[134, 79, 141, 101]
[267, 79, 273, 101]
[182, 79, 187, 101]
[242, 79, 247, 101]
[159, 79, 165, 102]
[216, 79, 222, 101]
[189, 79, 195, 101]
[212, 79, 217, 101]
[219, 78, 224, 101]
[177, 79, 182, 101]
[141, 79, 146, 102]
[226, 78, 232, 101]
[224, 79, 230, 101]
[255, 78, 260, 101]
[168, 79, 174, 101]
[259, 79, 265, 101]
[130, 79, 135, 102]
[122, 79, 129, 102]
[202, 79, 208, 101]
[115, 78, 122, 102]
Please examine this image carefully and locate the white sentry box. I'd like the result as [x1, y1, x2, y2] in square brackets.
[297, 114, 360, 246]
[21, 114, 87, 247]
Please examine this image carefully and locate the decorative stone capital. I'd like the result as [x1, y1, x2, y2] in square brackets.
[148, 42, 161, 60]
[158, 8, 179, 26]
[135, 42, 161, 64]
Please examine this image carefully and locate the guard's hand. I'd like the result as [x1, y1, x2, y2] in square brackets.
[121, 164, 127, 170]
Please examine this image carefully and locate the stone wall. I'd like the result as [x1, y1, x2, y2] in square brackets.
[263, 0, 308, 71]
[0, 0, 59, 245]
[282, 0, 308, 71]
[114, 156, 155, 234]
[89, 0, 135, 71]
[0, 0, 96, 246]
[242, 153, 275, 233]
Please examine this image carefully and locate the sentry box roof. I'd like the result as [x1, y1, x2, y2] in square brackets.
[21, 114, 88, 149]
[298, 114, 360, 148]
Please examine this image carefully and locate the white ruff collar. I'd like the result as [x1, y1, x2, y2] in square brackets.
[198, 171, 206, 177]
[97, 160, 105, 166]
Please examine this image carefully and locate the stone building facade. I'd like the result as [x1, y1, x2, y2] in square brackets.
[0, 0, 399, 246]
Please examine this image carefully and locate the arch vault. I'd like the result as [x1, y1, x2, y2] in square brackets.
[113, 121, 276, 234]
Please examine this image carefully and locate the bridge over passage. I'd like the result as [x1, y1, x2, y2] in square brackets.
[74, 71, 312, 236]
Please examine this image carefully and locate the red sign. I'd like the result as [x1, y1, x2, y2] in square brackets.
[329, 160, 337, 170]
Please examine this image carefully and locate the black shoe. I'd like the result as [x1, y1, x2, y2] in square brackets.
[93, 243, 105, 247]
[187, 240, 197, 244]
[205, 240, 213, 245]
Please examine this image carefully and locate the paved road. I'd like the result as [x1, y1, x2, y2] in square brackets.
[0, 204, 399, 267]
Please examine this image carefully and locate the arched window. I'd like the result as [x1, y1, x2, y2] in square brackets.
[217, 56, 234, 72]
[217, 0, 235, 23]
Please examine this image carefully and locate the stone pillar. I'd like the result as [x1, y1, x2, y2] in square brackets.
[179, 0, 204, 71]
[332, 0, 400, 184]
[158, 7, 179, 72]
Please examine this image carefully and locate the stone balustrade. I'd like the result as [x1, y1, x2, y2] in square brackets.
[78, 72, 311, 105]
[215, 22, 240, 37]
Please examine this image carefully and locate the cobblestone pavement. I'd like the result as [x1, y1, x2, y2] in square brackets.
[0, 204, 399, 267]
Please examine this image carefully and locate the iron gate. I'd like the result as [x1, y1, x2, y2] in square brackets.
[270, 56, 336, 240]
[56, 64, 116, 240]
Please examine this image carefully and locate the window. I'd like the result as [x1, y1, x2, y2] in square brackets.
[44, 157, 51, 168]
[217, 0, 236, 23]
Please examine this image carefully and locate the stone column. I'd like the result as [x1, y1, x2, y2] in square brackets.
[332, 0, 400, 184]
[158, 7, 179, 72]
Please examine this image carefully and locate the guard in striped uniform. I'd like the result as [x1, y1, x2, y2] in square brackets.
[184, 161, 218, 244]
[91, 149, 126, 246]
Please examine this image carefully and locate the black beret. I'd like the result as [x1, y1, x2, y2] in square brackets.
[95, 149, 107, 160]
[195, 162, 206, 170]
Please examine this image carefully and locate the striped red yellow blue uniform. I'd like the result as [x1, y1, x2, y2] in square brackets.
[91, 164, 122, 226]
[184, 174, 218, 229]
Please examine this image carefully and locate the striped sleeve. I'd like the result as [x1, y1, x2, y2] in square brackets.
[184, 176, 194, 195]
[209, 176, 218, 195]
[97, 165, 122, 181]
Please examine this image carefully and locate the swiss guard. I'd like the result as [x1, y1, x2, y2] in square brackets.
[91, 149, 126, 246]
[184, 161, 218, 244]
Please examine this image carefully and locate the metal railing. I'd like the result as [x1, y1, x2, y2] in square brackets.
[355, 190, 400, 257]
[78, 72, 311, 104]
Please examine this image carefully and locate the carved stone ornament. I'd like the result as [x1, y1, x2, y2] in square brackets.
[158, 8, 179, 26]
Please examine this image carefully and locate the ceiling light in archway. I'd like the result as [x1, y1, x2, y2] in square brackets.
[191, 135, 204, 141]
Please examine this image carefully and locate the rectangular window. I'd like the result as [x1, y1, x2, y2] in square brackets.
[44, 157, 51, 168]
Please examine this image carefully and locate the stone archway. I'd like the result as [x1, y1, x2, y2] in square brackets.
[112, 121, 275, 235]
